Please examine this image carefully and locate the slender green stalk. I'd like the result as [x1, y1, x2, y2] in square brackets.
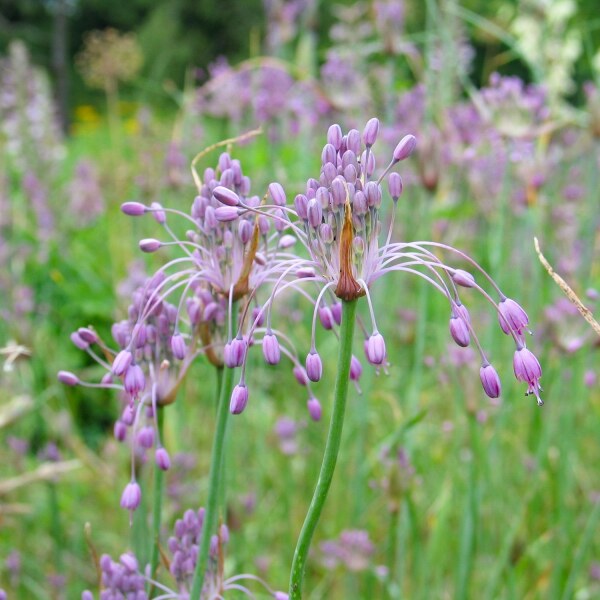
[289, 298, 358, 599]
[148, 407, 165, 596]
[190, 363, 236, 598]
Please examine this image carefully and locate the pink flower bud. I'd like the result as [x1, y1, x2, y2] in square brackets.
[77, 327, 98, 344]
[388, 172, 403, 200]
[480, 363, 501, 398]
[230, 384, 249, 414]
[366, 333, 386, 365]
[150, 201, 166, 223]
[170, 333, 187, 360]
[262, 333, 281, 365]
[452, 269, 476, 288]
[449, 316, 470, 347]
[215, 206, 240, 222]
[155, 447, 171, 470]
[307, 397, 322, 421]
[58, 370, 79, 386]
[121, 202, 147, 216]
[393, 134, 417, 162]
[120, 481, 142, 511]
[112, 350, 133, 376]
[139, 238, 162, 253]
[268, 182, 286, 206]
[306, 351, 323, 382]
[363, 117, 380, 147]
[212, 185, 240, 206]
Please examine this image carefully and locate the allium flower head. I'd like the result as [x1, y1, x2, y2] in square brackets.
[246, 118, 543, 406]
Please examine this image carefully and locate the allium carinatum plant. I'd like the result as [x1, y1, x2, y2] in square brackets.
[61, 120, 542, 599]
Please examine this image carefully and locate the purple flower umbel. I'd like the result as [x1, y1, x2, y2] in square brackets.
[228, 118, 542, 405]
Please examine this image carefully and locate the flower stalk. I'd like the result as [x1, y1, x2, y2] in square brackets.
[289, 298, 358, 599]
[190, 359, 236, 598]
[148, 406, 165, 596]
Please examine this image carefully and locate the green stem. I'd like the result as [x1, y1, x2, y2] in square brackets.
[148, 407, 165, 596]
[190, 363, 236, 598]
[289, 298, 358, 599]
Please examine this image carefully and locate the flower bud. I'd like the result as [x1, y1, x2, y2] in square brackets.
[120, 481, 142, 511]
[215, 206, 240, 222]
[393, 134, 417, 162]
[366, 333, 386, 365]
[224, 338, 245, 368]
[293, 366, 308, 386]
[139, 238, 161, 253]
[480, 363, 501, 398]
[306, 351, 323, 382]
[321, 144, 337, 166]
[268, 182, 286, 206]
[388, 172, 403, 200]
[114, 420, 127, 442]
[121, 201, 147, 216]
[155, 447, 171, 470]
[262, 333, 281, 365]
[58, 370, 79, 386]
[230, 384, 249, 414]
[150, 201, 166, 223]
[318, 306, 334, 330]
[350, 355, 363, 381]
[124, 364, 145, 396]
[70, 331, 89, 350]
[327, 124, 343, 149]
[77, 327, 98, 344]
[307, 396, 322, 421]
[498, 298, 529, 336]
[449, 316, 470, 347]
[171, 333, 187, 360]
[136, 426, 155, 449]
[452, 269, 475, 288]
[112, 350, 133, 376]
[363, 117, 380, 147]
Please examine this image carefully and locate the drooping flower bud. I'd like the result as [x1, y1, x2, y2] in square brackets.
[498, 298, 530, 337]
[306, 351, 323, 382]
[479, 363, 501, 398]
[452, 269, 475, 288]
[120, 481, 142, 511]
[449, 316, 470, 347]
[307, 396, 322, 421]
[124, 364, 145, 396]
[262, 333, 281, 365]
[349, 355, 363, 381]
[136, 426, 155, 449]
[230, 384, 249, 414]
[513, 346, 542, 404]
[366, 333, 386, 365]
[224, 338, 246, 368]
[155, 447, 171, 471]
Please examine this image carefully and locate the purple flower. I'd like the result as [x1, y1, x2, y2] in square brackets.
[513, 346, 543, 405]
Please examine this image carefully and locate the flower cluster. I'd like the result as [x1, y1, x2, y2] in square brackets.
[319, 530, 375, 572]
[81, 507, 288, 600]
[214, 118, 544, 407]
